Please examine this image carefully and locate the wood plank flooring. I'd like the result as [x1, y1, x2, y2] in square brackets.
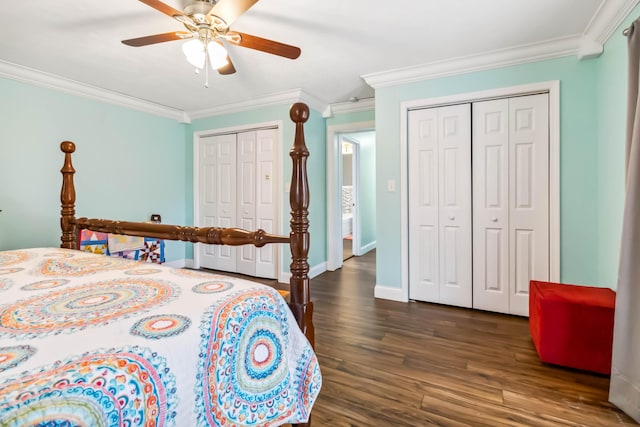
[305, 250, 634, 426]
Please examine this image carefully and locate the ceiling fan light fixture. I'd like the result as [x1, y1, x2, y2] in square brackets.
[182, 38, 228, 71]
[207, 41, 229, 69]
[182, 39, 206, 69]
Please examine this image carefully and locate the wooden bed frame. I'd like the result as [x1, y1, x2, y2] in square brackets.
[59, 102, 314, 359]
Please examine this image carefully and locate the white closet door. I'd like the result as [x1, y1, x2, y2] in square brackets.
[438, 104, 472, 307]
[472, 99, 510, 313]
[236, 131, 257, 276]
[409, 104, 472, 307]
[509, 94, 549, 316]
[199, 134, 237, 272]
[409, 107, 440, 302]
[255, 128, 277, 279]
[473, 94, 549, 316]
[199, 135, 219, 269]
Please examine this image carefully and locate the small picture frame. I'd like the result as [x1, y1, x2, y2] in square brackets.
[150, 214, 161, 223]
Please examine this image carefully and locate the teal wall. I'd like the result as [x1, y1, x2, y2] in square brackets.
[375, 56, 604, 289]
[187, 104, 327, 270]
[0, 78, 188, 261]
[595, 6, 640, 288]
[0, 75, 326, 270]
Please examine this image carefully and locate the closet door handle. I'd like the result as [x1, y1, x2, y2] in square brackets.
[448, 215, 455, 220]
[491, 217, 498, 222]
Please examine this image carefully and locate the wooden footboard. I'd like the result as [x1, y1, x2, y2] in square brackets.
[60, 103, 314, 351]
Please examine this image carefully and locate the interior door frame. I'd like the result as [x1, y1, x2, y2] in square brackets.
[340, 135, 361, 258]
[193, 120, 283, 280]
[327, 121, 375, 271]
[392, 80, 560, 303]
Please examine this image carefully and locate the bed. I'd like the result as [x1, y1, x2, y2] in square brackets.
[0, 103, 320, 426]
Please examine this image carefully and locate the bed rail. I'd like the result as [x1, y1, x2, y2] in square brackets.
[60, 102, 315, 351]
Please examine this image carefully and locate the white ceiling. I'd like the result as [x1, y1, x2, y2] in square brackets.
[0, 0, 635, 119]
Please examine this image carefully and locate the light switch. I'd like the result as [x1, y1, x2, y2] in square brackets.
[387, 179, 396, 192]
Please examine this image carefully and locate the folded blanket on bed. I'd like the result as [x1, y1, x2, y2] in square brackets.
[107, 233, 145, 252]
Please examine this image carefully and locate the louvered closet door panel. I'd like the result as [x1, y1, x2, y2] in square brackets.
[409, 108, 440, 302]
[236, 131, 257, 276]
[509, 93, 549, 316]
[438, 104, 472, 308]
[255, 128, 277, 279]
[199, 136, 220, 269]
[472, 99, 510, 313]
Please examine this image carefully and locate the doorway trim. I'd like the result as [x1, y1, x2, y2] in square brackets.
[341, 135, 361, 259]
[327, 121, 375, 271]
[192, 120, 284, 280]
[395, 80, 560, 302]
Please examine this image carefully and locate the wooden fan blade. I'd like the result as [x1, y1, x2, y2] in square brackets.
[218, 56, 236, 75]
[209, 0, 259, 26]
[138, 0, 185, 18]
[230, 32, 301, 59]
[122, 31, 191, 47]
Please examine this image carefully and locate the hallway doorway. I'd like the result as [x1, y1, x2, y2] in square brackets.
[342, 138, 356, 261]
[327, 123, 376, 271]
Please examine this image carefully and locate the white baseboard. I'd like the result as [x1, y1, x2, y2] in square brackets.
[279, 261, 328, 284]
[374, 284, 408, 302]
[163, 259, 191, 268]
[279, 272, 291, 284]
[310, 262, 328, 279]
[359, 241, 376, 255]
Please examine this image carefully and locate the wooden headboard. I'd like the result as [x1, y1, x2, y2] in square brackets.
[59, 102, 314, 348]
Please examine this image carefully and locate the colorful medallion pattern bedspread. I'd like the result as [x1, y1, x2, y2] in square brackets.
[0, 248, 321, 426]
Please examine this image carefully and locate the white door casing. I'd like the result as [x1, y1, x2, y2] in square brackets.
[326, 121, 375, 271]
[408, 104, 472, 307]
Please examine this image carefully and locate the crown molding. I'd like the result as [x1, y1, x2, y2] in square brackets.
[323, 98, 375, 118]
[0, 60, 189, 123]
[362, 35, 582, 89]
[363, 1, 640, 89]
[577, 36, 604, 60]
[297, 90, 327, 115]
[583, 0, 640, 44]
[188, 88, 326, 119]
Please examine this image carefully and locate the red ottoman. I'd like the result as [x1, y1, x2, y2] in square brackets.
[529, 281, 616, 375]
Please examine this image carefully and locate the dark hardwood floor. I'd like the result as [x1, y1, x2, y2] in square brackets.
[306, 250, 634, 426]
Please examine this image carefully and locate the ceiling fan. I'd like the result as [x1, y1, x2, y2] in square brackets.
[122, 0, 301, 79]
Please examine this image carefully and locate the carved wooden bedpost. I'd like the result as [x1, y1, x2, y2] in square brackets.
[60, 141, 77, 249]
[288, 103, 314, 349]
